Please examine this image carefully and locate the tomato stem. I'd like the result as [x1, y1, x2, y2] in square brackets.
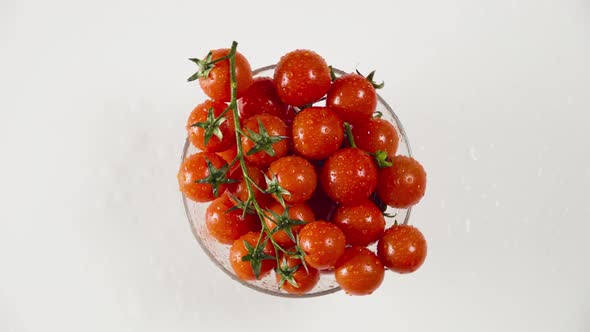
[344, 122, 356, 148]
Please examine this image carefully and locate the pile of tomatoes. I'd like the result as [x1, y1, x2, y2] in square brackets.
[178, 44, 428, 296]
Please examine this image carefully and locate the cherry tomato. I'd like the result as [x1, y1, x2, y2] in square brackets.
[331, 201, 385, 246]
[352, 117, 399, 157]
[320, 148, 378, 204]
[241, 114, 289, 167]
[263, 202, 315, 247]
[198, 48, 253, 102]
[335, 246, 385, 296]
[267, 156, 317, 204]
[238, 77, 289, 120]
[178, 152, 229, 202]
[326, 73, 377, 124]
[229, 231, 276, 281]
[377, 225, 427, 274]
[186, 99, 235, 152]
[292, 107, 344, 160]
[377, 155, 426, 208]
[205, 193, 259, 244]
[299, 221, 346, 270]
[274, 50, 331, 107]
[276, 251, 320, 295]
[227, 164, 271, 208]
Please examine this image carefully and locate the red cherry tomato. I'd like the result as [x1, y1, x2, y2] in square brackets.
[198, 48, 253, 102]
[227, 164, 271, 208]
[331, 201, 385, 246]
[186, 99, 235, 152]
[320, 148, 378, 204]
[377, 225, 427, 274]
[377, 155, 426, 208]
[229, 231, 276, 281]
[352, 117, 399, 157]
[274, 50, 331, 107]
[276, 251, 320, 295]
[238, 77, 289, 120]
[335, 246, 385, 296]
[326, 73, 377, 124]
[241, 114, 289, 167]
[299, 221, 346, 270]
[267, 156, 317, 204]
[177, 152, 229, 202]
[263, 202, 315, 247]
[205, 193, 259, 244]
[217, 145, 237, 165]
[292, 107, 344, 160]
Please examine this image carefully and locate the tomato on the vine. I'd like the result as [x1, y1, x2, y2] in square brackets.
[191, 48, 253, 102]
[327, 73, 377, 124]
[352, 117, 399, 157]
[238, 77, 289, 121]
[229, 231, 276, 281]
[335, 246, 385, 296]
[377, 225, 427, 274]
[299, 221, 346, 270]
[377, 155, 426, 208]
[263, 202, 315, 247]
[267, 156, 317, 204]
[292, 107, 344, 160]
[331, 201, 385, 246]
[274, 50, 331, 107]
[241, 114, 289, 167]
[205, 193, 259, 244]
[276, 251, 320, 294]
[320, 148, 378, 204]
[187, 99, 235, 152]
[177, 152, 231, 202]
[227, 163, 271, 208]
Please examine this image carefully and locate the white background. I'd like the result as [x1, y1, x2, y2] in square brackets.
[2, 0, 589, 331]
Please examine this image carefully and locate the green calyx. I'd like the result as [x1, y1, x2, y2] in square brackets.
[276, 257, 300, 289]
[241, 239, 276, 279]
[263, 173, 291, 208]
[374, 150, 393, 168]
[329, 65, 337, 82]
[245, 119, 288, 157]
[225, 192, 255, 217]
[191, 107, 228, 146]
[356, 69, 385, 89]
[187, 51, 229, 82]
[195, 159, 237, 197]
[266, 207, 307, 243]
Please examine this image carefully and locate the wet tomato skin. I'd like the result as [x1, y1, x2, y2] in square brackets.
[177, 152, 228, 202]
[267, 156, 317, 204]
[377, 225, 427, 274]
[292, 107, 344, 160]
[335, 246, 385, 296]
[264, 203, 315, 247]
[238, 77, 289, 120]
[377, 155, 426, 208]
[199, 48, 253, 102]
[352, 117, 399, 157]
[299, 221, 346, 270]
[205, 193, 259, 244]
[326, 73, 377, 124]
[276, 251, 320, 294]
[187, 99, 235, 152]
[229, 231, 276, 281]
[320, 148, 378, 204]
[227, 164, 271, 208]
[274, 50, 331, 107]
[217, 146, 237, 165]
[241, 114, 289, 167]
[331, 201, 385, 246]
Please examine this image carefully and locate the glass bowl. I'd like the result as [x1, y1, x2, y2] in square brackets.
[181, 65, 413, 297]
